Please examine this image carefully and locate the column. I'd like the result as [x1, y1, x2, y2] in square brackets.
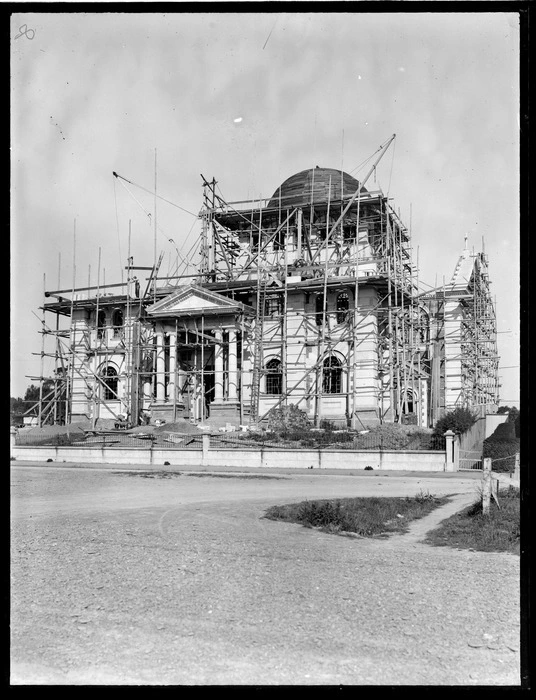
[228, 329, 238, 402]
[155, 327, 166, 403]
[167, 332, 176, 402]
[214, 329, 224, 401]
[143, 380, 152, 402]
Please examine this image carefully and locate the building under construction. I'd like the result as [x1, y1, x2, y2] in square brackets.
[32, 137, 500, 430]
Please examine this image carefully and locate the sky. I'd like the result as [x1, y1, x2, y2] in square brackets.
[11, 11, 520, 405]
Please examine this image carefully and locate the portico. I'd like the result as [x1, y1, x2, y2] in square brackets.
[145, 285, 254, 426]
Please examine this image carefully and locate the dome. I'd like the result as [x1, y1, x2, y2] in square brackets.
[268, 167, 366, 210]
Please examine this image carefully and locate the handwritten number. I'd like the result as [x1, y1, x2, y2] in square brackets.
[15, 24, 35, 41]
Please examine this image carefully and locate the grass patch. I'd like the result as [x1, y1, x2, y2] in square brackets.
[263, 490, 449, 538]
[424, 486, 520, 554]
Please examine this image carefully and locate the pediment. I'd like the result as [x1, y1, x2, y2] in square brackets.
[146, 285, 247, 317]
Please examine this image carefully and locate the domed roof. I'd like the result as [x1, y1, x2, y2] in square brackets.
[268, 167, 366, 209]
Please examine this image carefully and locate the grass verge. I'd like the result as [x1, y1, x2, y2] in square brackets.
[424, 486, 520, 554]
[263, 491, 450, 538]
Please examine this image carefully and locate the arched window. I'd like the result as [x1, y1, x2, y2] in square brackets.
[315, 294, 325, 326]
[97, 310, 106, 339]
[265, 358, 282, 395]
[101, 366, 118, 401]
[322, 355, 342, 394]
[402, 391, 415, 415]
[112, 308, 123, 337]
[336, 292, 349, 324]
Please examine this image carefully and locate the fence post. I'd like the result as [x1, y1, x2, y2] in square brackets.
[482, 457, 492, 515]
[202, 433, 210, 466]
[444, 430, 455, 471]
[514, 453, 520, 482]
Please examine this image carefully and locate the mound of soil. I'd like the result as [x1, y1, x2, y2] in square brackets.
[153, 420, 201, 435]
[127, 425, 157, 434]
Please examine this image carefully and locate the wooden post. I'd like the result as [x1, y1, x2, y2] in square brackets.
[491, 476, 500, 508]
[514, 452, 520, 481]
[482, 457, 492, 515]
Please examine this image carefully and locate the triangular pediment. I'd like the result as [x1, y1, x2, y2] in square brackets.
[146, 285, 248, 317]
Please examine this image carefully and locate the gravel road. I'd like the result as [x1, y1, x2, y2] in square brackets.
[10, 463, 520, 686]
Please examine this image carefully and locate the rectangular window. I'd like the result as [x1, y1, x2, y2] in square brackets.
[264, 295, 283, 317]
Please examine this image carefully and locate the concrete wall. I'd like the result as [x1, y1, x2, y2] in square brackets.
[484, 413, 509, 439]
[11, 445, 447, 471]
[458, 412, 509, 454]
[459, 415, 487, 453]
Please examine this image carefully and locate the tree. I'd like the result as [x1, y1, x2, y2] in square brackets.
[433, 406, 478, 436]
[10, 380, 59, 425]
[497, 405, 511, 414]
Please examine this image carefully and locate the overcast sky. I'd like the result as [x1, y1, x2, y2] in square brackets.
[11, 11, 520, 404]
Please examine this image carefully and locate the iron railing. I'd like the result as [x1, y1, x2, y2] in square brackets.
[15, 429, 446, 452]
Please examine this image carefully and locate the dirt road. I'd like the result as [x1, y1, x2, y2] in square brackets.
[10, 463, 520, 685]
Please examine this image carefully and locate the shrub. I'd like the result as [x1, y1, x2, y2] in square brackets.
[279, 430, 307, 442]
[506, 407, 520, 424]
[361, 424, 411, 449]
[482, 436, 520, 472]
[490, 421, 516, 440]
[433, 406, 478, 436]
[267, 404, 311, 433]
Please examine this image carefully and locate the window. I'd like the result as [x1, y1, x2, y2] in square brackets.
[336, 292, 349, 324]
[112, 308, 123, 337]
[343, 224, 356, 241]
[265, 358, 282, 395]
[97, 310, 106, 339]
[322, 355, 342, 394]
[264, 295, 283, 318]
[101, 366, 118, 401]
[315, 294, 325, 326]
[402, 392, 415, 415]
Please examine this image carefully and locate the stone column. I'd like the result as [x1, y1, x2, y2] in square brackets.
[143, 380, 152, 403]
[214, 329, 224, 402]
[167, 332, 176, 402]
[155, 327, 166, 403]
[228, 329, 238, 402]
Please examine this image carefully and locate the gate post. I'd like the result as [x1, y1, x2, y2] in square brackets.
[10, 426, 17, 457]
[444, 430, 456, 472]
[202, 433, 210, 466]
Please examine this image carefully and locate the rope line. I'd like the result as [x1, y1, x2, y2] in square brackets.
[113, 172, 198, 217]
[490, 454, 518, 463]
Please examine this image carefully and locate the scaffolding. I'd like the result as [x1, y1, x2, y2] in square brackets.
[193, 135, 428, 428]
[423, 250, 500, 423]
[27, 137, 497, 430]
